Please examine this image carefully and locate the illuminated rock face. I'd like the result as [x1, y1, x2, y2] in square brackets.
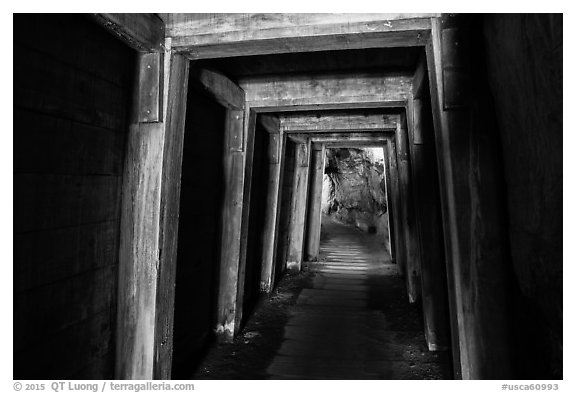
[321, 148, 390, 253]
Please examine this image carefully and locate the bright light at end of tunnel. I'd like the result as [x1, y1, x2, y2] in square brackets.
[363, 147, 385, 163]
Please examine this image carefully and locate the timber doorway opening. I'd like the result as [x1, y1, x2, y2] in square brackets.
[171, 73, 228, 379]
[317, 147, 392, 262]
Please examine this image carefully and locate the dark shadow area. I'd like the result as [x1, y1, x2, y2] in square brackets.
[274, 139, 297, 285]
[13, 14, 135, 379]
[171, 80, 227, 378]
[242, 120, 272, 326]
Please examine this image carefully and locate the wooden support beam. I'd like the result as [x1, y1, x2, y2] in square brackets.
[286, 140, 312, 271]
[258, 114, 281, 134]
[240, 73, 411, 111]
[93, 13, 165, 52]
[152, 54, 189, 379]
[382, 144, 396, 260]
[386, 139, 405, 275]
[396, 112, 422, 303]
[309, 136, 390, 144]
[254, 101, 408, 113]
[235, 109, 259, 333]
[304, 144, 326, 262]
[190, 68, 245, 110]
[426, 15, 512, 379]
[292, 132, 390, 145]
[412, 52, 428, 99]
[410, 95, 451, 352]
[163, 14, 435, 58]
[280, 113, 400, 133]
[136, 52, 163, 123]
[116, 52, 189, 379]
[260, 129, 284, 292]
[216, 109, 248, 341]
[324, 142, 389, 148]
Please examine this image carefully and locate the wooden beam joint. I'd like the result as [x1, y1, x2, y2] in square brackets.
[93, 13, 165, 52]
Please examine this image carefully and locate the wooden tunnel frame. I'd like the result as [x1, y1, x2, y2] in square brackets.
[91, 13, 512, 380]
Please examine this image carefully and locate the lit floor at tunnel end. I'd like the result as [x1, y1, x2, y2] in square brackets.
[191, 215, 452, 380]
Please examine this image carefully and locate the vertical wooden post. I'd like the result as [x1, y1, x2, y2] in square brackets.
[260, 131, 284, 292]
[409, 95, 450, 352]
[286, 140, 311, 271]
[116, 49, 189, 379]
[396, 115, 422, 303]
[426, 15, 512, 379]
[235, 109, 258, 331]
[216, 108, 248, 341]
[385, 140, 404, 274]
[382, 144, 395, 260]
[152, 53, 190, 379]
[304, 143, 326, 262]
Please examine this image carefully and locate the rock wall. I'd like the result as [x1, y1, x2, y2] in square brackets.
[483, 14, 562, 378]
[321, 148, 390, 253]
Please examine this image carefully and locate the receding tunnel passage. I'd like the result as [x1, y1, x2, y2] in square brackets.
[13, 13, 562, 381]
[192, 215, 451, 379]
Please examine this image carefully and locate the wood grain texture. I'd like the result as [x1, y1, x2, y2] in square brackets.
[307, 133, 391, 144]
[216, 110, 247, 341]
[136, 52, 163, 122]
[426, 15, 513, 379]
[164, 14, 434, 58]
[191, 68, 246, 110]
[116, 121, 164, 380]
[236, 109, 258, 332]
[304, 145, 326, 261]
[93, 13, 165, 52]
[241, 73, 411, 110]
[153, 54, 190, 379]
[410, 96, 451, 351]
[280, 113, 399, 133]
[164, 13, 436, 38]
[260, 128, 284, 292]
[386, 140, 405, 276]
[382, 143, 396, 260]
[400, 103, 422, 304]
[286, 141, 311, 270]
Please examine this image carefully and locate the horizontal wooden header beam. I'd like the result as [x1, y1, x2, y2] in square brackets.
[325, 141, 389, 148]
[241, 73, 411, 111]
[93, 13, 165, 52]
[162, 14, 435, 58]
[290, 131, 391, 143]
[280, 113, 401, 133]
[253, 101, 407, 113]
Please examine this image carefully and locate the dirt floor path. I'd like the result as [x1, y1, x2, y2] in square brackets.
[192, 215, 452, 379]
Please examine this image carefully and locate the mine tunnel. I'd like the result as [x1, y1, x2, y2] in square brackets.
[13, 13, 562, 380]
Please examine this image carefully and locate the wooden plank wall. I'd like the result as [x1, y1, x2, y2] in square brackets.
[13, 14, 135, 379]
